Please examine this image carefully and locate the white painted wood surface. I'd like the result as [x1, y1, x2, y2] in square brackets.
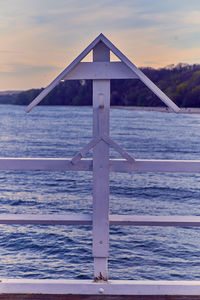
[0, 158, 200, 173]
[110, 159, 200, 173]
[71, 138, 100, 165]
[102, 136, 135, 163]
[0, 157, 93, 171]
[1, 214, 200, 227]
[1, 279, 200, 295]
[92, 42, 110, 280]
[109, 215, 200, 226]
[0, 214, 92, 225]
[63, 62, 138, 80]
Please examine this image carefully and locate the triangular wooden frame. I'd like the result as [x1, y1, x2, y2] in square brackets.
[26, 33, 180, 113]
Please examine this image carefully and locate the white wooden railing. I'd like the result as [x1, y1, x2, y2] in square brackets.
[0, 157, 200, 299]
[0, 33, 199, 298]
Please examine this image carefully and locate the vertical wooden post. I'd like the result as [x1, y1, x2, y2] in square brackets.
[92, 42, 110, 280]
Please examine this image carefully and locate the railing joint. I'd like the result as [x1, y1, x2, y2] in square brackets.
[94, 272, 108, 282]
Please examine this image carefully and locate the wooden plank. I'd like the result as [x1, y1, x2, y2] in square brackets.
[92, 42, 110, 280]
[0, 158, 200, 173]
[71, 138, 100, 165]
[0, 214, 92, 225]
[0, 157, 93, 171]
[0, 295, 200, 300]
[1, 214, 200, 227]
[110, 159, 200, 173]
[102, 136, 135, 163]
[63, 62, 138, 80]
[1, 279, 200, 296]
[109, 215, 200, 227]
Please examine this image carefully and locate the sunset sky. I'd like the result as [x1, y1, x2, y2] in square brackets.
[0, 0, 200, 91]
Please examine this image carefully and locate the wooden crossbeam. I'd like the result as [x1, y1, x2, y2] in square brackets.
[110, 159, 200, 173]
[0, 214, 92, 225]
[63, 62, 139, 80]
[0, 158, 200, 173]
[1, 214, 200, 227]
[0, 294, 200, 299]
[0, 279, 200, 297]
[109, 215, 200, 226]
[0, 158, 93, 171]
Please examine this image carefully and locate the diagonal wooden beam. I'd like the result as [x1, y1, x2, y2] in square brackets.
[71, 138, 101, 165]
[100, 34, 180, 113]
[102, 136, 135, 163]
[25, 34, 103, 113]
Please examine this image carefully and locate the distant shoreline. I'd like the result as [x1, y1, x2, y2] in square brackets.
[0, 103, 200, 114]
[111, 106, 200, 114]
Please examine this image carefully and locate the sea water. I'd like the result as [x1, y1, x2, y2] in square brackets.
[0, 105, 199, 280]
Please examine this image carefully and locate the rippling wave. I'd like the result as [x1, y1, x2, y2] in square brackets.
[0, 105, 199, 279]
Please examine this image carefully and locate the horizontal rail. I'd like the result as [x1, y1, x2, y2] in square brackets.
[0, 279, 200, 296]
[0, 158, 93, 171]
[0, 295, 198, 300]
[0, 294, 198, 300]
[0, 214, 92, 225]
[1, 214, 200, 227]
[111, 159, 200, 173]
[0, 158, 200, 173]
[110, 215, 200, 226]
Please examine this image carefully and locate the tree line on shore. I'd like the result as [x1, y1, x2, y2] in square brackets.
[1, 63, 200, 107]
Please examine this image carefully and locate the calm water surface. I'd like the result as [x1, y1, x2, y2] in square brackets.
[0, 105, 200, 280]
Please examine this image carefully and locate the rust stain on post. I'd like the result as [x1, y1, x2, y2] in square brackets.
[94, 272, 108, 282]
